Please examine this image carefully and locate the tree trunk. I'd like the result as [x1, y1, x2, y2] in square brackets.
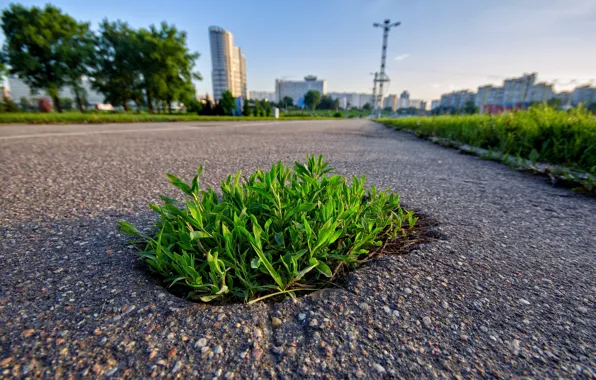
[52, 95, 63, 113]
[74, 87, 85, 113]
[168, 100, 172, 114]
[146, 90, 154, 114]
[122, 99, 130, 112]
[133, 97, 141, 114]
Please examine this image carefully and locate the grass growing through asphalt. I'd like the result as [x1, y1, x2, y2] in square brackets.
[120, 155, 416, 303]
[376, 105, 596, 176]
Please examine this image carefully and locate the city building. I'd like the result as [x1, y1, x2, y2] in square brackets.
[209, 26, 247, 101]
[527, 83, 554, 103]
[6, 75, 104, 107]
[439, 72, 592, 114]
[408, 99, 423, 110]
[275, 75, 327, 106]
[554, 91, 571, 107]
[475, 85, 493, 109]
[398, 90, 410, 109]
[503, 73, 536, 106]
[571, 85, 596, 106]
[249, 91, 275, 101]
[383, 94, 398, 111]
[440, 90, 474, 110]
[487, 87, 504, 107]
[430, 100, 441, 110]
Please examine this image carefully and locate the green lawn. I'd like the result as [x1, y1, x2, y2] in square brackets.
[0, 112, 337, 124]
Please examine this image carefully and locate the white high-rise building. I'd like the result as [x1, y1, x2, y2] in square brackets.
[275, 75, 327, 105]
[209, 26, 247, 101]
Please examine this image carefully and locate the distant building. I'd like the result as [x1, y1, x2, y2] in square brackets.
[554, 91, 571, 107]
[329, 92, 371, 109]
[571, 85, 596, 106]
[487, 87, 504, 107]
[398, 90, 410, 109]
[527, 83, 554, 103]
[6, 75, 104, 107]
[275, 75, 327, 105]
[430, 100, 441, 110]
[383, 94, 398, 111]
[503, 73, 535, 106]
[408, 99, 422, 109]
[440, 90, 474, 109]
[249, 91, 275, 101]
[209, 26, 247, 101]
[475, 85, 493, 109]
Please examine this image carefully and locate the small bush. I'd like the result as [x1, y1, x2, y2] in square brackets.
[333, 112, 342, 118]
[0, 96, 20, 112]
[120, 156, 415, 303]
[38, 97, 53, 113]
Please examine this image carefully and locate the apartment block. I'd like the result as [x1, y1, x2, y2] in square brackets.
[571, 85, 596, 106]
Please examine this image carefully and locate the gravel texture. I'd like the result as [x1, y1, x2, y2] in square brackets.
[1, 120, 595, 378]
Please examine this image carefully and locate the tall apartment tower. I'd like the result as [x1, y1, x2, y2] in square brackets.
[209, 26, 247, 101]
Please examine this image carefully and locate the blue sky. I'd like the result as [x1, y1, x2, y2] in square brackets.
[3, 0, 595, 101]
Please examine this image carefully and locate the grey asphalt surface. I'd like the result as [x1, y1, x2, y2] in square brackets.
[1, 119, 594, 379]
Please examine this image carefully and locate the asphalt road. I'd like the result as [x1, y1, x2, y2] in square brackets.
[1, 120, 594, 378]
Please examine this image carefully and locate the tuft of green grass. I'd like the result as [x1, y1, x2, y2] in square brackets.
[120, 155, 415, 303]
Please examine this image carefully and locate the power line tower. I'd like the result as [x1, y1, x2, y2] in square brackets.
[373, 19, 400, 118]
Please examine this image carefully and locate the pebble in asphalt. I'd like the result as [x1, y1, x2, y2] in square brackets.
[0, 120, 594, 378]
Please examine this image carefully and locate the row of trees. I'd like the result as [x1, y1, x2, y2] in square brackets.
[0, 4, 200, 113]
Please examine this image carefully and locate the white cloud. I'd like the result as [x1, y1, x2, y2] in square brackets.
[394, 53, 410, 61]
[431, 83, 441, 88]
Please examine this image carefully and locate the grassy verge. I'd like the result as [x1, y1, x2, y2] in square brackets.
[376, 106, 596, 192]
[119, 155, 417, 303]
[0, 112, 336, 124]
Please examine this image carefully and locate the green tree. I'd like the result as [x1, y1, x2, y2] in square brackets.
[253, 100, 262, 116]
[362, 103, 372, 111]
[19, 97, 29, 111]
[463, 100, 478, 114]
[0, 95, 19, 112]
[92, 20, 143, 111]
[304, 90, 321, 111]
[185, 98, 202, 114]
[219, 90, 236, 116]
[318, 95, 337, 110]
[0, 4, 94, 112]
[200, 99, 214, 115]
[546, 98, 562, 109]
[243, 100, 252, 116]
[281, 96, 293, 108]
[263, 100, 272, 117]
[137, 23, 200, 114]
[61, 97, 74, 110]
